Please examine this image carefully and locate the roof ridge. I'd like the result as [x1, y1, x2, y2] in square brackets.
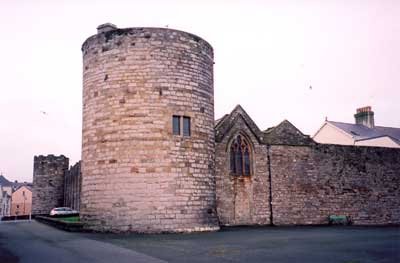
[328, 120, 363, 126]
[328, 121, 400, 130]
[375, 125, 400, 129]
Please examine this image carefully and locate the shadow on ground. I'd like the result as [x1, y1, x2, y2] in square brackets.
[0, 234, 19, 263]
[83, 226, 400, 263]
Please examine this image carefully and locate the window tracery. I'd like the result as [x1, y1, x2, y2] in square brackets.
[230, 135, 251, 176]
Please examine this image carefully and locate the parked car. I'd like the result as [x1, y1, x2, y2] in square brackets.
[50, 207, 78, 216]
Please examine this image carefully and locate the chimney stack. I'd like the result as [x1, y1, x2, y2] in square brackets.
[354, 106, 375, 128]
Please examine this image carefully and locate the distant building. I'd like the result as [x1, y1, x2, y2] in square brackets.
[11, 185, 32, 216]
[0, 175, 32, 217]
[0, 175, 13, 217]
[0, 185, 11, 217]
[313, 106, 400, 148]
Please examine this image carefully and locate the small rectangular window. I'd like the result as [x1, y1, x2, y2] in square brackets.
[173, 116, 180, 135]
[183, 117, 191, 136]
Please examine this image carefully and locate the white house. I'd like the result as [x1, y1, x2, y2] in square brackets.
[313, 106, 400, 148]
[0, 185, 11, 217]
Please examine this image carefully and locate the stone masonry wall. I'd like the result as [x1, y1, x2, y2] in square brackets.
[64, 161, 81, 211]
[215, 116, 270, 226]
[32, 155, 69, 215]
[214, 107, 400, 227]
[81, 25, 219, 232]
[270, 144, 400, 225]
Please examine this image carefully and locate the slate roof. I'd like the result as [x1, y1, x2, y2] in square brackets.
[374, 126, 400, 143]
[0, 175, 32, 190]
[263, 120, 315, 146]
[0, 175, 13, 187]
[214, 114, 229, 128]
[328, 121, 400, 143]
[14, 184, 32, 192]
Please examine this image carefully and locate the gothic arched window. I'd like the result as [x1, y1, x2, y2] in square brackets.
[230, 135, 251, 176]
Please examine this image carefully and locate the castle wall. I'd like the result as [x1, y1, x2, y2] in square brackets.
[30, 25, 400, 230]
[215, 117, 400, 227]
[81, 26, 218, 232]
[35, 138, 400, 226]
[64, 161, 81, 211]
[215, 117, 271, 226]
[270, 144, 400, 225]
[32, 155, 69, 215]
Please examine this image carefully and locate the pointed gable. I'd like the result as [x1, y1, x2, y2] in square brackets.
[215, 106, 314, 146]
[215, 105, 263, 143]
[263, 120, 314, 146]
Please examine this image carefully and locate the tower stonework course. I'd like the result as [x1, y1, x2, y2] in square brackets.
[81, 24, 219, 232]
[32, 155, 69, 215]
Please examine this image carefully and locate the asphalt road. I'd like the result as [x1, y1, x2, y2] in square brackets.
[0, 221, 165, 263]
[1, 221, 399, 263]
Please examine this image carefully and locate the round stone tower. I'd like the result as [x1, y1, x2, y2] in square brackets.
[81, 23, 219, 232]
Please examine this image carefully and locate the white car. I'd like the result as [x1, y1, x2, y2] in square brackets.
[50, 207, 79, 216]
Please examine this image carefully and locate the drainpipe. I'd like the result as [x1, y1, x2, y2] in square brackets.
[267, 145, 274, 226]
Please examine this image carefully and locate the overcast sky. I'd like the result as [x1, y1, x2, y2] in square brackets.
[0, 0, 399, 183]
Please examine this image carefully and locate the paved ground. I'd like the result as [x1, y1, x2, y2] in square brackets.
[0, 221, 165, 263]
[85, 225, 400, 263]
[1, 221, 399, 263]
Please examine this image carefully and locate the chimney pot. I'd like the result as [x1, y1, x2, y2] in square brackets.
[356, 106, 372, 113]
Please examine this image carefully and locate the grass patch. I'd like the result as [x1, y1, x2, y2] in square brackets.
[58, 216, 80, 223]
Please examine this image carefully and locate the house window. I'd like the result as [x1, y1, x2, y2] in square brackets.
[230, 135, 251, 176]
[173, 115, 180, 135]
[183, 117, 191, 136]
[172, 115, 191, 137]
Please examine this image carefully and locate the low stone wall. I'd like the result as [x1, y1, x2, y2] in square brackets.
[35, 216, 83, 232]
[270, 144, 400, 225]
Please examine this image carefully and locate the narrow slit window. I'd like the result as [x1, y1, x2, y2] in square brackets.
[173, 115, 180, 135]
[183, 116, 191, 136]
